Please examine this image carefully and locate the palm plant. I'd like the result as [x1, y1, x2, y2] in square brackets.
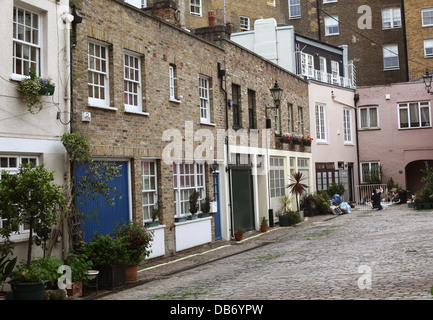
[287, 172, 309, 211]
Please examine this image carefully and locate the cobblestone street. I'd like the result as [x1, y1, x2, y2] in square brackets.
[98, 204, 433, 300]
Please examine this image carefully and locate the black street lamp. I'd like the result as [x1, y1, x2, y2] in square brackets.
[266, 81, 283, 128]
[270, 81, 283, 107]
[422, 69, 433, 94]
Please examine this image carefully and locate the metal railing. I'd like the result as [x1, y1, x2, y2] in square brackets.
[355, 184, 399, 210]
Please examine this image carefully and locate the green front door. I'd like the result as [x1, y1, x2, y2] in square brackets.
[231, 167, 255, 233]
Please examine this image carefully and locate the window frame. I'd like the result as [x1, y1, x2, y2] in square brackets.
[190, 0, 202, 16]
[248, 89, 256, 129]
[383, 45, 399, 70]
[360, 161, 381, 184]
[287, 103, 293, 133]
[398, 102, 431, 129]
[359, 106, 379, 129]
[123, 51, 143, 113]
[232, 84, 241, 128]
[142, 160, 158, 223]
[173, 162, 206, 218]
[297, 106, 304, 136]
[267, 0, 276, 7]
[301, 53, 314, 77]
[199, 74, 210, 124]
[343, 108, 353, 145]
[269, 157, 285, 199]
[422, 8, 433, 27]
[289, 0, 301, 19]
[325, 15, 339, 36]
[240, 16, 250, 31]
[381, 8, 402, 29]
[315, 104, 327, 143]
[88, 41, 111, 108]
[12, 6, 41, 80]
[424, 39, 433, 58]
[0, 155, 39, 240]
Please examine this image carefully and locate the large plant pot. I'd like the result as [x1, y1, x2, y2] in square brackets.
[96, 265, 125, 290]
[278, 215, 291, 226]
[66, 281, 83, 298]
[10, 281, 47, 300]
[125, 265, 138, 284]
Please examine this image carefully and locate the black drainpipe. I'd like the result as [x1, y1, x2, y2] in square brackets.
[316, 0, 321, 41]
[354, 93, 361, 190]
[218, 62, 234, 238]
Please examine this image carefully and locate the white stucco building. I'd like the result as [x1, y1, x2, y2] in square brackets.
[0, 0, 72, 259]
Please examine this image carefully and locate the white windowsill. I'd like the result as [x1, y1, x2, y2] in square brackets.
[200, 121, 216, 127]
[124, 109, 149, 116]
[169, 98, 181, 104]
[88, 103, 118, 111]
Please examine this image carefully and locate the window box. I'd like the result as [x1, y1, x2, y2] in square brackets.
[38, 84, 55, 96]
[145, 221, 160, 228]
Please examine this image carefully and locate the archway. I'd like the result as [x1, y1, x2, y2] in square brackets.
[405, 160, 433, 196]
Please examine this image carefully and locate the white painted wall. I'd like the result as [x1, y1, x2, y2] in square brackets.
[231, 18, 296, 73]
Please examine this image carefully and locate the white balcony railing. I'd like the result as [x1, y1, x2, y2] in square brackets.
[295, 52, 356, 89]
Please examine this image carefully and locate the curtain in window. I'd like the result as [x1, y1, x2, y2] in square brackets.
[409, 103, 419, 127]
[421, 103, 430, 126]
[399, 108, 408, 128]
[369, 108, 378, 127]
[360, 108, 368, 128]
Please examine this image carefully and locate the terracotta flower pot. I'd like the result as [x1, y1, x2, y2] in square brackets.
[125, 265, 138, 284]
[234, 232, 243, 241]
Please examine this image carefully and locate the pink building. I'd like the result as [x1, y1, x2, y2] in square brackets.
[356, 80, 433, 196]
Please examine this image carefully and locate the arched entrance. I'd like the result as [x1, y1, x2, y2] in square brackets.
[405, 160, 433, 196]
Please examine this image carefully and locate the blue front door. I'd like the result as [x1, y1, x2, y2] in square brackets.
[75, 161, 130, 242]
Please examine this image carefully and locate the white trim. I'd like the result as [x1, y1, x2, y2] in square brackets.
[0, 137, 65, 154]
[422, 8, 433, 27]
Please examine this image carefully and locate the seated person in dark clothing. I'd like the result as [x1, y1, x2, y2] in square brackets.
[372, 187, 383, 210]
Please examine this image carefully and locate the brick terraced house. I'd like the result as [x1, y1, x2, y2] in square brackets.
[71, 0, 311, 257]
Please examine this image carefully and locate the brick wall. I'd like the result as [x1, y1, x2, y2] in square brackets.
[285, 0, 408, 86]
[73, 0, 310, 255]
[404, 0, 433, 80]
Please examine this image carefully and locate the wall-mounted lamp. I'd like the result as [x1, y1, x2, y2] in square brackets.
[210, 162, 219, 173]
[422, 69, 433, 94]
[269, 81, 283, 107]
[266, 81, 283, 129]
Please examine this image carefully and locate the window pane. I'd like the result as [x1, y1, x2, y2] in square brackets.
[409, 103, 419, 127]
[399, 108, 408, 128]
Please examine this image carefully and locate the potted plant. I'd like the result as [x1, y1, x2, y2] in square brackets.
[260, 217, 269, 232]
[188, 190, 199, 220]
[147, 200, 162, 227]
[63, 252, 93, 297]
[114, 221, 153, 284]
[85, 233, 129, 290]
[0, 163, 65, 299]
[38, 77, 55, 96]
[199, 196, 211, 218]
[234, 227, 245, 241]
[301, 136, 313, 146]
[0, 253, 17, 300]
[17, 68, 55, 114]
[287, 171, 309, 211]
[280, 133, 291, 144]
[9, 256, 62, 300]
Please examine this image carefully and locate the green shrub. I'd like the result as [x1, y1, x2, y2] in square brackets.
[287, 210, 301, 225]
